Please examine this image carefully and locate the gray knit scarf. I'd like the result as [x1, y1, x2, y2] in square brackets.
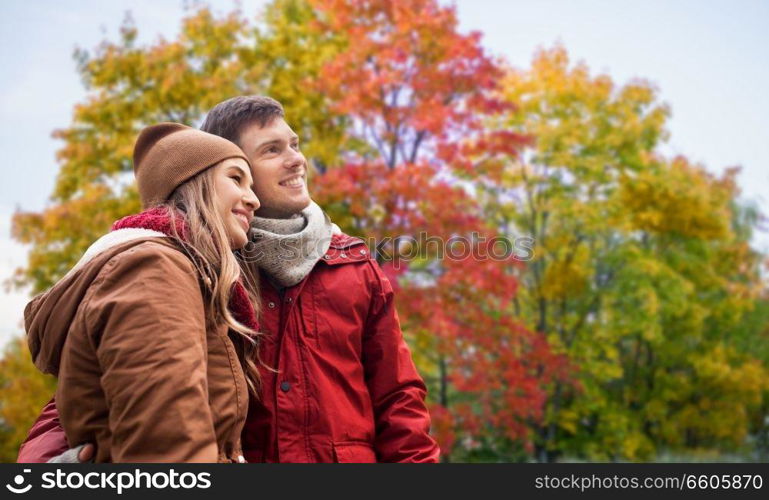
[243, 201, 340, 288]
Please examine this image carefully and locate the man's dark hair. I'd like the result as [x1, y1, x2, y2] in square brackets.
[200, 95, 285, 148]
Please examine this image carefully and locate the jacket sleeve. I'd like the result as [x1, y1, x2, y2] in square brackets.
[362, 261, 440, 463]
[83, 244, 218, 462]
[17, 398, 69, 463]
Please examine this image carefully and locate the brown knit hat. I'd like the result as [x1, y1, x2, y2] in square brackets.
[133, 122, 251, 208]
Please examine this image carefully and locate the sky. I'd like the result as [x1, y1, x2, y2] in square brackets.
[0, 0, 767, 346]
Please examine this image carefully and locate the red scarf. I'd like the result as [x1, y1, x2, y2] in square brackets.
[112, 207, 259, 332]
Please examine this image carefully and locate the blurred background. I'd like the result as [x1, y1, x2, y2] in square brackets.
[1, 0, 768, 462]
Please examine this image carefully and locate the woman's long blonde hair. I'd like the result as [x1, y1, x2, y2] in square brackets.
[160, 166, 265, 398]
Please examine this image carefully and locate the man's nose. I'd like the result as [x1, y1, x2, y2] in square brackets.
[284, 149, 305, 170]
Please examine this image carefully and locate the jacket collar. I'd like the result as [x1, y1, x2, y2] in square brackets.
[321, 233, 370, 266]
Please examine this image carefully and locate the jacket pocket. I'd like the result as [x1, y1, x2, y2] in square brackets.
[332, 441, 377, 463]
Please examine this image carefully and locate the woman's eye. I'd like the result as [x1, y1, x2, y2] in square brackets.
[232, 175, 241, 183]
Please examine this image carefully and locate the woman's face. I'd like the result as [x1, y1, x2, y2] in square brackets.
[212, 157, 259, 249]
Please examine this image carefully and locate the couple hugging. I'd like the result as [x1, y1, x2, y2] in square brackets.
[17, 95, 439, 463]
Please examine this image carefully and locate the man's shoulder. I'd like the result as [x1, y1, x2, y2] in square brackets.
[308, 232, 384, 302]
[321, 232, 371, 265]
[329, 231, 366, 249]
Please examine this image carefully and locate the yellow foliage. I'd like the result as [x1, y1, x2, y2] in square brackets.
[619, 157, 734, 240]
[0, 337, 57, 463]
[541, 249, 589, 300]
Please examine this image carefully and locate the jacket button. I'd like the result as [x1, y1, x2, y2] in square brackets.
[323, 254, 331, 260]
[268, 302, 276, 309]
[359, 249, 366, 255]
[286, 297, 293, 304]
[237, 455, 246, 463]
[280, 381, 291, 392]
[340, 253, 347, 258]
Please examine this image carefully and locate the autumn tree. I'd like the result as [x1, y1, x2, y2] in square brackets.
[480, 46, 768, 461]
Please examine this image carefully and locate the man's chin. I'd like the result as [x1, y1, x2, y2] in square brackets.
[297, 197, 313, 211]
[256, 197, 313, 219]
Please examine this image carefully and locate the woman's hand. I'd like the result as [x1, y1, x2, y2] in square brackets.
[47, 443, 95, 463]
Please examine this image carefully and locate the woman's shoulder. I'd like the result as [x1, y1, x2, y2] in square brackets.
[103, 238, 194, 272]
[78, 238, 207, 332]
[86, 237, 201, 296]
[52, 237, 208, 356]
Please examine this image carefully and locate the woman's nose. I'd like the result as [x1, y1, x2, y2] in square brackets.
[243, 189, 260, 211]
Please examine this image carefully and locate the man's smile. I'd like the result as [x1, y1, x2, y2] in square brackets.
[279, 174, 305, 188]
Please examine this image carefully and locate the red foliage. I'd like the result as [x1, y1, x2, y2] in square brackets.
[307, 0, 571, 454]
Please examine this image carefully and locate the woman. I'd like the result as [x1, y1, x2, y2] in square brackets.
[24, 123, 261, 462]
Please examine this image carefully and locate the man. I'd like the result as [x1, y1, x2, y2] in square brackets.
[18, 96, 440, 463]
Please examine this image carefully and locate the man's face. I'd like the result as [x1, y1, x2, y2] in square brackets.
[238, 118, 311, 218]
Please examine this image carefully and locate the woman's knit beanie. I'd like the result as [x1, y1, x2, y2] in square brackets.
[133, 122, 250, 208]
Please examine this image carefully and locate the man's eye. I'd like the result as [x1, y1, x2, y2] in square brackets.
[266, 146, 279, 154]
[291, 143, 300, 151]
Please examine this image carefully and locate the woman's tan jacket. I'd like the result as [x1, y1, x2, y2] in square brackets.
[25, 236, 248, 463]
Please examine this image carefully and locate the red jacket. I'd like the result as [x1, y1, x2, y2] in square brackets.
[18, 233, 439, 463]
